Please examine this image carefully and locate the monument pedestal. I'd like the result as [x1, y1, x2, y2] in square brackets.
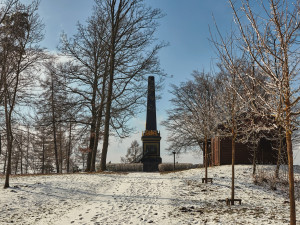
[141, 132, 162, 172]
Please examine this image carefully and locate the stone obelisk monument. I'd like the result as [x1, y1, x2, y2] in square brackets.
[141, 76, 162, 172]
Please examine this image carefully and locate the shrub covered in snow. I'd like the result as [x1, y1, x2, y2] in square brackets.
[253, 165, 300, 200]
[106, 163, 143, 172]
[158, 163, 196, 172]
[103, 163, 198, 172]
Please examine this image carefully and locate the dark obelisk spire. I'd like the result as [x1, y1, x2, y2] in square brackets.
[141, 76, 162, 172]
[146, 76, 157, 131]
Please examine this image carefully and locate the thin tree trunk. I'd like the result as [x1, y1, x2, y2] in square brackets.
[15, 150, 19, 174]
[4, 93, 13, 188]
[52, 108, 59, 173]
[67, 122, 72, 173]
[59, 126, 63, 173]
[284, 92, 296, 224]
[283, 50, 296, 224]
[82, 153, 85, 170]
[32, 158, 35, 174]
[205, 135, 208, 183]
[26, 126, 29, 174]
[252, 141, 257, 176]
[42, 134, 45, 174]
[51, 75, 59, 173]
[0, 132, 2, 155]
[275, 133, 282, 179]
[3, 42, 21, 187]
[3, 147, 7, 174]
[231, 134, 236, 205]
[286, 131, 296, 224]
[20, 134, 23, 175]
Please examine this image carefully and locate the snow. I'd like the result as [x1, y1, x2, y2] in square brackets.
[0, 165, 299, 224]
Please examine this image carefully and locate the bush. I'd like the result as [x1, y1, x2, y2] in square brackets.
[158, 163, 196, 172]
[103, 163, 198, 172]
[106, 163, 143, 172]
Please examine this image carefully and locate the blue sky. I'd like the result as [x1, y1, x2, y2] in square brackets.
[29, 0, 299, 165]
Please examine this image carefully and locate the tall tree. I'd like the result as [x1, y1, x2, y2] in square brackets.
[95, 0, 165, 171]
[1, 0, 44, 188]
[212, 0, 299, 222]
[60, 0, 165, 172]
[59, 6, 111, 172]
[36, 58, 71, 173]
[162, 71, 218, 181]
[214, 64, 246, 205]
[0, 0, 18, 105]
[230, 1, 299, 222]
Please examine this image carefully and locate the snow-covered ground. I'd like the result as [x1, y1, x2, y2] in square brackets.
[0, 165, 299, 225]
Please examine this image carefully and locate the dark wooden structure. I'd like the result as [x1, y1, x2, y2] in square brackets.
[141, 76, 162, 172]
[206, 136, 285, 166]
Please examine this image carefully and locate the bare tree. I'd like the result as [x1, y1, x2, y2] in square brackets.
[0, 0, 18, 105]
[95, 0, 166, 171]
[36, 58, 75, 174]
[212, 0, 299, 222]
[214, 65, 247, 205]
[121, 140, 142, 163]
[162, 71, 218, 182]
[1, 0, 44, 188]
[59, 8, 110, 172]
[60, 0, 165, 171]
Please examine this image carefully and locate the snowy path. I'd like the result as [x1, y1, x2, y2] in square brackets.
[53, 173, 177, 224]
[0, 165, 299, 224]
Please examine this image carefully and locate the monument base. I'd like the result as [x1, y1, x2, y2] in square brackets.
[141, 157, 162, 172]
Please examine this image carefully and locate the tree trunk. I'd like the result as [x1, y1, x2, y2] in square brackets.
[286, 131, 296, 224]
[0, 132, 2, 155]
[90, 111, 102, 172]
[91, 72, 107, 172]
[15, 150, 19, 174]
[100, 5, 118, 172]
[86, 107, 97, 171]
[82, 153, 85, 170]
[86, 69, 99, 172]
[231, 135, 235, 205]
[100, 78, 113, 171]
[86, 125, 95, 172]
[26, 126, 29, 174]
[3, 148, 7, 174]
[52, 107, 59, 173]
[51, 75, 59, 173]
[4, 94, 13, 188]
[284, 92, 296, 224]
[20, 134, 23, 175]
[252, 142, 257, 176]
[59, 126, 63, 173]
[42, 134, 45, 174]
[275, 130, 283, 179]
[283, 49, 296, 224]
[67, 122, 72, 173]
[205, 135, 208, 183]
